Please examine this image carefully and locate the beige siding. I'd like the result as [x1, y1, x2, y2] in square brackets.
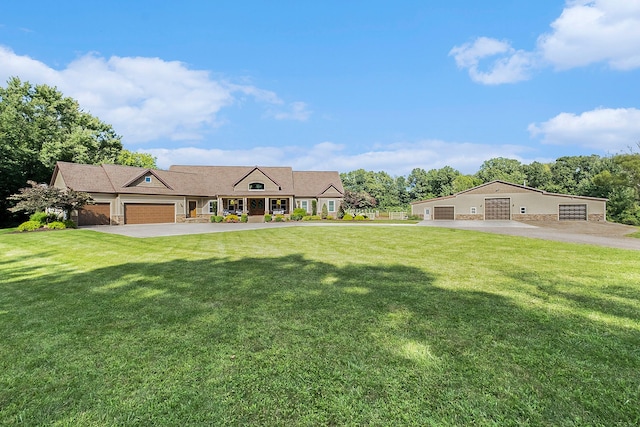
[412, 189, 606, 221]
[234, 169, 281, 192]
[128, 174, 170, 189]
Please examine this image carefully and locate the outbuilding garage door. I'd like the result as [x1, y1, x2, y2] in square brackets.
[559, 204, 587, 221]
[433, 206, 454, 220]
[485, 198, 510, 220]
[124, 203, 175, 224]
[78, 203, 110, 225]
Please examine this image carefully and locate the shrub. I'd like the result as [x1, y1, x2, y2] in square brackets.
[29, 211, 59, 225]
[302, 215, 312, 221]
[264, 214, 272, 222]
[354, 215, 366, 221]
[312, 200, 317, 216]
[408, 215, 421, 221]
[241, 214, 248, 223]
[224, 214, 239, 223]
[215, 215, 224, 223]
[63, 220, 77, 229]
[291, 208, 307, 221]
[342, 213, 354, 221]
[326, 215, 334, 220]
[321, 203, 328, 219]
[275, 214, 285, 222]
[310, 215, 322, 220]
[46, 221, 66, 230]
[18, 221, 42, 232]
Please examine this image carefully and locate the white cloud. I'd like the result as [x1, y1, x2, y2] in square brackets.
[147, 140, 534, 176]
[0, 46, 306, 143]
[539, 0, 640, 70]
[270, 101, 312, 121]
[528, 107, 640, 150]
[452, 0, 640, 84]
[449, 37, 537, 84]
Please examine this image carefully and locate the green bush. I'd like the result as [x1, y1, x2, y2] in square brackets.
[63, 220, 77, 229]
[264, 214, 272, 222]
[354, 215, 366, 221]
[342, 213, 354, 221]
[241, 214, 248, 223]
[210, 215, 217, 223]
[302, 215, 312, 221]
[321, 203, 328, 219]
[46, 221, 66, 230]
[312, 200, 317, 216]
[291, 208, 307, 221]
[224, 214, 240, 223]
[29, 211, 59, 225]
[275, 214, 285, 222]
[326, 215, 334, 220]
[408, 215, 421, 221]
[18, 221, 42, 232]
[215, 215, 224, 223]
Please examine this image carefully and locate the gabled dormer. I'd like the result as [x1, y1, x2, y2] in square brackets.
[318, 183, 343, 197]
[122, 169, 174, 190]
[233, 167, 282, 192]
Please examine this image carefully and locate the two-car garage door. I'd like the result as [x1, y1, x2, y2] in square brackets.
[124, 203, 175, 224]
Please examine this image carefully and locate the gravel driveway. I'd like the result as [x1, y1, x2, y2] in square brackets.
[418, 220, 640, 250]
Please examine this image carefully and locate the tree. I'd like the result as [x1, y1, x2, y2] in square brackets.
[116, 149, 158, 168]
[476, 157, 526, 184]
[0, 77, 122, 225]
[8, 181, 93, 219]
[452, 174, 482, 193]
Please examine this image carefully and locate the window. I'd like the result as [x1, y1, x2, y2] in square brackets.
[249, 182, 265, 190]
[470, 207, 477, 214]
[208, 201, 217, 213]
[300, 200, 308, 212]
[328, 200, 335, 212]
[520, 206, 527, 214]
[271, 199, 287, 212]
[144, 176, 152, 183]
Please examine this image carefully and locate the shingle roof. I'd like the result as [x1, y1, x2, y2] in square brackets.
[293, 171, 344, 197]
[52, 162, 344, 198]
[52, 162, 210, 196]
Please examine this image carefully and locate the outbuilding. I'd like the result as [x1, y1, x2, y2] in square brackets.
[411, 180, 607, 222]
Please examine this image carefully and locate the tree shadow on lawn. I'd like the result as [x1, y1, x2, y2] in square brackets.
[1, 254, 639, 425]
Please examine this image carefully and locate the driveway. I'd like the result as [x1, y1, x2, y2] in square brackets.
[417, 220, 640, 250]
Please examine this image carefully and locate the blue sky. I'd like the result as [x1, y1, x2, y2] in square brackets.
[2, 1, 639, 175]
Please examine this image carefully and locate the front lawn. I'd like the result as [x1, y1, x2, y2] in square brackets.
[1, 227, 638, 425]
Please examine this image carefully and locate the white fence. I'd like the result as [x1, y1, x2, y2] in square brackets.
[345, 209, 379, 218]
[388, 211, 407, 220]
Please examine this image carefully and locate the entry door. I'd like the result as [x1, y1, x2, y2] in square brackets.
[249, 199, 265, 215]
[424, 208, 431, 220]
[188, 201, 197, 218]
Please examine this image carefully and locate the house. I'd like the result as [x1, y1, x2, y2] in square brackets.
[50, 162, 344, 225]
[411, 180, 607, 221]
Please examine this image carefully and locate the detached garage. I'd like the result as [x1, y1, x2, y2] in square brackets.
[124, 203, 175, 224]
[411, 180, 607, 222]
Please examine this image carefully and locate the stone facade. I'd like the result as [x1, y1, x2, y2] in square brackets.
[512, 214, 558, 221]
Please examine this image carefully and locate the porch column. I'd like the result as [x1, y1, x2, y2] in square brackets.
[265, 197, 269, 215]
[243, 197, 247, 214]
[217, 196, 222, 215]
[289, 197, 294, 214]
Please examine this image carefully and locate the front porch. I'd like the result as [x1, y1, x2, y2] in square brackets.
[218, 196, 293, 216]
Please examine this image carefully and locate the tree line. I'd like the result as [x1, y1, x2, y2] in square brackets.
[340, 154, 640, 225]
[3, 77, 639, 226]
[1, 77, 157, 226]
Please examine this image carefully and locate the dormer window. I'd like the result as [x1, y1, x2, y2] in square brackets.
[249, 182, 265, 191]
[144, 176, 152, 183]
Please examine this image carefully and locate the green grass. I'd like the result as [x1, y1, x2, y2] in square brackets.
[1, 227, 639, 426]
